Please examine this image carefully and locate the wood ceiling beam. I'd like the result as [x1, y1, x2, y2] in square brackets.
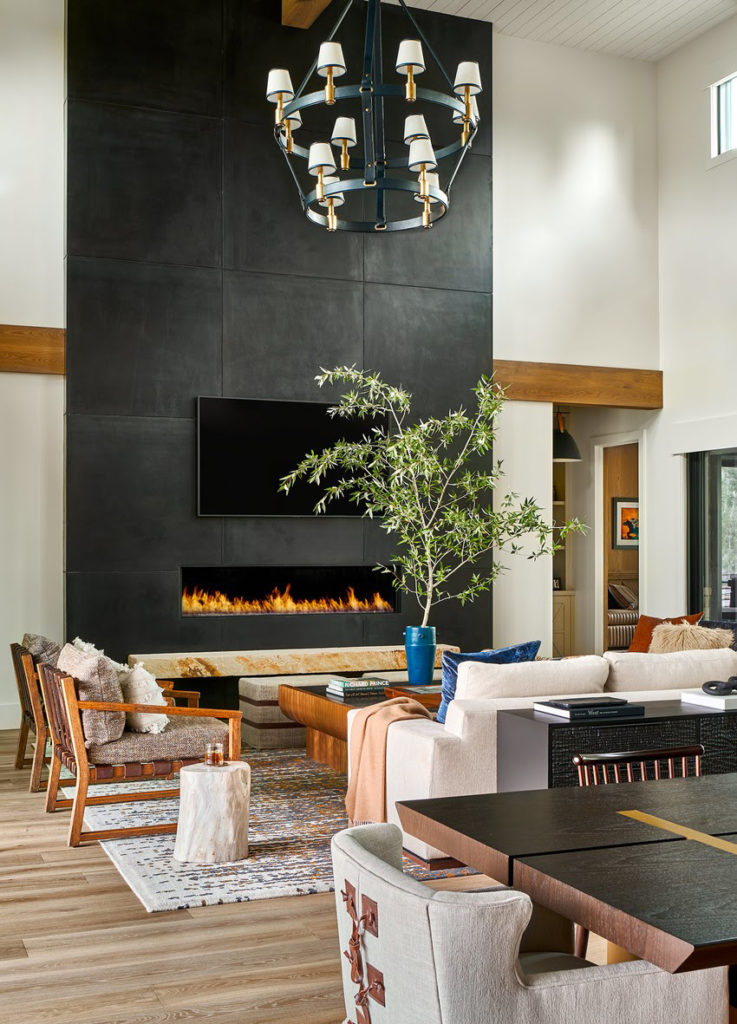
[282, 0, 334, 30]
[493, 359, 663, 409]
[0, 324, 65, 375]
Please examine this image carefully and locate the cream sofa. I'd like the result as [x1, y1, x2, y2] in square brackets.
[347, 647, 737, 861]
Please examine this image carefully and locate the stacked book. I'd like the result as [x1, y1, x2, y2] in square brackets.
[326, 675, 390, 699]
[681, 688, 737, 710]
[533, 696, 645, 720]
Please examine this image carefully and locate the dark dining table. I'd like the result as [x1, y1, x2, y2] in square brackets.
[397, 772, 737, 973]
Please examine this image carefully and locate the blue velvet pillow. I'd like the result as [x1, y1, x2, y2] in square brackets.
[436, 641, 541, 724]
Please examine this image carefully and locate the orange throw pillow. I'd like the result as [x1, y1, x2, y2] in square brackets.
[628, 612, 703, 653]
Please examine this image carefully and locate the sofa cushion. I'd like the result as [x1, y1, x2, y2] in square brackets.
[437, 642, 541, 724]
[456, 655, 609, 702]
[57, 643, 126, 747]
[22, 632, 61, 667]
[86, 714, 229, 764]
[649, 621, 734, 654]
[627, 612, 702, 652]
[702, 618, 737, 651]
[603, 647, 737, 691]
[120, 663, 169, 734]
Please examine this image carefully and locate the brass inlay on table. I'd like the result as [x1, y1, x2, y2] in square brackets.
[619, 809, 737, 855]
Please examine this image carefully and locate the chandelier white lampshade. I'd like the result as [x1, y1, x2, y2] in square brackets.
[396, 38, 425, 101]
[266, 68, 294, 103]
[320, 176, 345, 232]
[317, 41, 346, 104]
[308, 141, 336, 202]
[404, 114, 429, 145]
[319, 176, 346, 207]
[395, 39, 425, 74]
[452, 95, 479, 125]
[266, 0, 481, 233]
[408, 137, 437, 172]
[414, 172, 440, 203]
[308, 142, 337, 174]
[266, 68, 295, 123]
[317, 41, 347, 76]
[281, 108, 301, 153]
[453, 61, 482, 95]
[331, 116, 357, 170]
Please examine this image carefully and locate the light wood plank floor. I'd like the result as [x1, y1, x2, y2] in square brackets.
[0, 728, 605, 1024]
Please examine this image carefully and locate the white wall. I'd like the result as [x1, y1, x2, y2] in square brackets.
[492, 401, 553, 657]
[0, 0, 65, 728]
[491, 32, 660, 650]
[493, 33, 660, 368]
[646, 13, 737, 617]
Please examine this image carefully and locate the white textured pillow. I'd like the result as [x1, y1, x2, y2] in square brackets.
[604, 647, 737, 692]
[120, 664, 169, 734]
[456, 655, 609, 700]
[73, 636, 128, 673]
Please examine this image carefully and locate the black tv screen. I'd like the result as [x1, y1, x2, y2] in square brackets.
[197, 397, 375, 517]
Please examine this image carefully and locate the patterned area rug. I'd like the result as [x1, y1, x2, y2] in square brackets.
[64, 749, 474, 912]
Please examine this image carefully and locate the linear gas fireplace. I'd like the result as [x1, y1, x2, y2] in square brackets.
[181, 565, 398, 617]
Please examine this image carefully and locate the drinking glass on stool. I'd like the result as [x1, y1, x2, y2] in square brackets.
[205, 741, 224, 767]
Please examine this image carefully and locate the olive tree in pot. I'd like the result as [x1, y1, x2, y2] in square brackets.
[281, 367, 583, 685]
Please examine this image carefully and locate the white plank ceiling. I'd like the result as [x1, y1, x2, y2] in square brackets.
[394, 0, 737, 62]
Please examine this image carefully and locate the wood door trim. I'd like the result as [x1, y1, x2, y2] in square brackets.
[494, 359, 663, 409]
[282, 0, 334, 29]
[0, 324, 65, 375]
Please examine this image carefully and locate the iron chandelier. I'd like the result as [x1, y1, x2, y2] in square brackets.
[266, 0, 483, 233]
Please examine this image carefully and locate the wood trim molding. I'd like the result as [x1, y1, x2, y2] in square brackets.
[0, 324, 65, 375]
[282, 0, 333, 29]
[493, 359, 663, 409]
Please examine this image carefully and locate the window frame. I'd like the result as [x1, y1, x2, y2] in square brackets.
[710, 72, 737, 165]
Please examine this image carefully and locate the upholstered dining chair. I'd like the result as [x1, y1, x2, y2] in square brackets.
[38, 663, 242, 847]
[10, 643, 50, 792]
[331, 823, 726, 1024]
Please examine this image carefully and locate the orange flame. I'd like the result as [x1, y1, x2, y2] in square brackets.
[182, 583, 393, 615]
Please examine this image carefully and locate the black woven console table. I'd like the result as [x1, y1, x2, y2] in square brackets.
[497, 699, 737, 791]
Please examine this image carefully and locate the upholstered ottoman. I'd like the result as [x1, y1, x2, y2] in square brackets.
[238, 675, 332, 749]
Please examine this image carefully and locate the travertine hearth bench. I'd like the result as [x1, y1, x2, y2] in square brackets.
[128, 645, 455, 750]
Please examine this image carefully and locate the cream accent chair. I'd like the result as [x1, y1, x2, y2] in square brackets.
[331, 823, 727, 1024]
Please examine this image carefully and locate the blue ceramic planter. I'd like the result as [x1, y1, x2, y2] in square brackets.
[404, 626, 437, 686]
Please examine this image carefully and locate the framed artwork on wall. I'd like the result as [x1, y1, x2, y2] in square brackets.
[612, 498, 639, 549]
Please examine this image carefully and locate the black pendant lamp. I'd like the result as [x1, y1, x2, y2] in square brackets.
[553, 412, 581, 463]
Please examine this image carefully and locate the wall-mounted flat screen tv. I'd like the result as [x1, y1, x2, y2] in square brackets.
[197, 396, 377, 517]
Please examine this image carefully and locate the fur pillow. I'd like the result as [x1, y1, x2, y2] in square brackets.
[649, 621, 734, 654]
[22, 632, 62, 667]
[628, 612, 703, 652]
[57, 643, 126, 747]
[120, 664, 169, 734]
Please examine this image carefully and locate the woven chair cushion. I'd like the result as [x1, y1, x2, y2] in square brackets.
[57, 643, 126, 747]
[22, 632, 62, 667]
[87, 714, 229, 764]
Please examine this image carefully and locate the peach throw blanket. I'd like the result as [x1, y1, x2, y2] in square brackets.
[345, 696, 433, 825]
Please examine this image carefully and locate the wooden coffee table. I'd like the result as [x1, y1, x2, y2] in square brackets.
[279, 683, 443, 773]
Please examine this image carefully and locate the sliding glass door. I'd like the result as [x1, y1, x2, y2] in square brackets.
[688, 448, 737, 620]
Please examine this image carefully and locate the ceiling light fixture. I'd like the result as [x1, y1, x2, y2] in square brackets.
[553, 412, 582, 463]
[266, 0, 482, 233]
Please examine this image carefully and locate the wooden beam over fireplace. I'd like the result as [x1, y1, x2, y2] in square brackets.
[282, 0, 334, 29]
[493, 359, 663, 410]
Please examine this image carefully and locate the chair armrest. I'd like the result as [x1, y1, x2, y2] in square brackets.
[74, 702, 241, 760]
[160, 687, 200, 708]
[76, 700, 239, 718]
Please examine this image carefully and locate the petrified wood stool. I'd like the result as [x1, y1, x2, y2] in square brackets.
[174, 761, 251, 863]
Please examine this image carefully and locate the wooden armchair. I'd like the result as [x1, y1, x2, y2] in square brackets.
[38, 663, 242, 847]
[10, 643, 50, 792]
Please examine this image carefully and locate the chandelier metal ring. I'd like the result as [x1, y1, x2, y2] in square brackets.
[267, 0, 482, 234]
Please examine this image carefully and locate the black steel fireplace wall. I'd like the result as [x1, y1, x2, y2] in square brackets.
[64, 0, 493, 659]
